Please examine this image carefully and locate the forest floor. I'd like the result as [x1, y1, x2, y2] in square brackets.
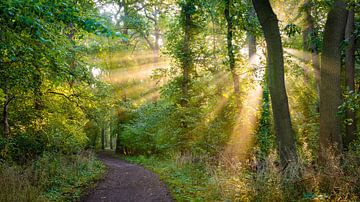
[81, 152, 173, 202]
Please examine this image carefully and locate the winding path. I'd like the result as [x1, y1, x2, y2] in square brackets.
[81, 153, 173, 202]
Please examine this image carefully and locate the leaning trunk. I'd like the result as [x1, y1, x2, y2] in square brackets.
[344, 10, 356, 148]
[319, 0, 348, 157]
[252, 0, 298, 167]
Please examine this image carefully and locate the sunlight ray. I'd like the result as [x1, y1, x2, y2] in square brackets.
[284, 48, 312, 63]
[224, 83, 263, 163]
[103, 61, 170, 84]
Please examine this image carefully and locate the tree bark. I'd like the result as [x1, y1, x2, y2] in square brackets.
[302, 0, 320, 96]
[344, 10, 356, 148]
[252, 0, 298, 167]
[224, 0, 240, 100]
[101, 127, 105, 150]
[319, 0, 348, 157]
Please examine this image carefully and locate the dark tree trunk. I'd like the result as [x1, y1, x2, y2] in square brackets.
[319, 0, 348, 157]
[252, 0, 298, 167]
[302, 0, 320, 95]
[224, 0, 240, 100]
[344, 10, 356, 148]
[115, 133, 124, 154]
[101, 127, 105, 150]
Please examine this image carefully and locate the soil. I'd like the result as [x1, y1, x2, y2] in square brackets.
[81, 152, 173, 202]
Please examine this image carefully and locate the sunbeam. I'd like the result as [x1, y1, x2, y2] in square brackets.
[224, 83, 263, 163]
[103, 61, 170, 84]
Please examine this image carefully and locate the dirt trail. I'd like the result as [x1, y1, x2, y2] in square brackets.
[81, 153, 173, 202]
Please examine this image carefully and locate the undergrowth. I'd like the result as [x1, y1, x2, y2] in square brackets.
[0, 151, 105, 202]
[125, 151, 360, 202]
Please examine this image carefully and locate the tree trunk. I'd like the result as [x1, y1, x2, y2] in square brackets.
[2, 79, 10, 137]
[319, 0, 348, 157]
[224, 0, 240, 100]
[252, 0, 298, 167]
[248, 33, 256, 61]
[154, 8, 160, 68]
[180, 2, 192, 107]
[122, 0, 129, 46]
[344, 10, 356, 148]
[110, 124, 113, 150]
[101, 127, 105, 150]
[115, 133, 124, 154]
[302, 0, 320, 95]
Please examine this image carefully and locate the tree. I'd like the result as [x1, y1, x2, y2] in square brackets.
[179, 0, 195, 107]
[224, 0, 240, 100]
[252, 0, 298, 167]
[302, 0, 320, 96]
[344, 9, 356, 148]
[319, 0, 348, 157]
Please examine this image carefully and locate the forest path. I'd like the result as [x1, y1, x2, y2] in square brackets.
[81, 152, 173, 202]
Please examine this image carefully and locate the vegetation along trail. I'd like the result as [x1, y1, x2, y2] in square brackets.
[81, 153, 173, 202]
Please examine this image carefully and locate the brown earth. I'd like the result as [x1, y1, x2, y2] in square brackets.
[81, 153, 173, 202]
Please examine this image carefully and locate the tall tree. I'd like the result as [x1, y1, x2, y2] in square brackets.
[319, 0, 348, 156]
[179, 0, 194, 107]
[302, 0, 320, 96]
[344, 9, 356, 148]
[252, 0, 298, 167]
[224, 0, 240, 100]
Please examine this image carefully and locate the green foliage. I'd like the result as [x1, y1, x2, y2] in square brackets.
[0, 151, 105, 202]
[121, 100, 178, 154]
[34, 152, 105, 201]
[254, 84, 275, 160]
[284, 23, 301, 37]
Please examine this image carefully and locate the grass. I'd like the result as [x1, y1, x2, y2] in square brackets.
[125, 155, 222, 201]
[124, 152, 360, 202]
[0, 151, 105, 202]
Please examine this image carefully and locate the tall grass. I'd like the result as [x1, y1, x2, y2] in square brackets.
[126, 150, 360, 201]
[0, 151, 105, 202]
